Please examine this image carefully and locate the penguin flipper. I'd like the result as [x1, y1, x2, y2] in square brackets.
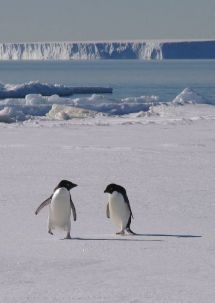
[106, 203, 110, 218]
[35, 195, 52, 215]
[70, 196, 77, 221]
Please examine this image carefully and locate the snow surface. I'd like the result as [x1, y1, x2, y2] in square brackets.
[1, 116, 215, 302]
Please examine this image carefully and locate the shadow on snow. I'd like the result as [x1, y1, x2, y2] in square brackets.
[65, 237, 162, 242]
[136, 233, 202, 238]
[62, 233, 202, 241]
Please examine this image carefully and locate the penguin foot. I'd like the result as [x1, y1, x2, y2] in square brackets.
[48, 230, 53, 235]
[116, 230, 125, 235]
[64, 233, 72, 239]
[126, 228, 137, 235]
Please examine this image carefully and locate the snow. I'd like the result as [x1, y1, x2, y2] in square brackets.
[1, 117, 215, 302]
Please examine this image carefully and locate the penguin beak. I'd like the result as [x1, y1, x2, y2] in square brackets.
[104, 189, 108, 193]
[73, 184, 78, 188]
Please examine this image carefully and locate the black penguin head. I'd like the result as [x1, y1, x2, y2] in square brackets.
[104, 183, 126, 195]
[56, 180, 78, 191]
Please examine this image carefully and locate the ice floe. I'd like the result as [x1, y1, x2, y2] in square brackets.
[172, 87, 212, 105]
[0, 81, 112, 99]
[0, 87, 214, 124]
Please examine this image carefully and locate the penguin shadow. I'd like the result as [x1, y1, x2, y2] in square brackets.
[66, 233, 201, 241]
[63, 236, 162, 242]
[134, 233, 202, 238]
[60, 233, 201, 241]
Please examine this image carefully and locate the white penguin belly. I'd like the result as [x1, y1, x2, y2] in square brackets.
[109, 192, 130, 229]
[49, 188, 71, 229]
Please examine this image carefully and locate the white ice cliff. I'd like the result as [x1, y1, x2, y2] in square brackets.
[0, 40, 214, 60]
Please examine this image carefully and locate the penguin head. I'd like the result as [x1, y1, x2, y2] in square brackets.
[104, 183, 126, 195]
[57, 180, 78, 191]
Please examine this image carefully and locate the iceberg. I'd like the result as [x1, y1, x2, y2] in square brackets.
[0, 40, 214, 60]
[172, 88, 210, 105]
[147, 88, 215, 119]
[0, 81, 112, 99]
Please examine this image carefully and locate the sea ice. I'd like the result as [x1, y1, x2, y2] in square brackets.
[0, 86, 215, 124]
[172, 87, 211, 105]
[1, 119, 215, 302]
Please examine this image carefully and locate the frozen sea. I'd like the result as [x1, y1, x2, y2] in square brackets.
[0, 60, 215, 122]
[0, 59, 215, 100]
[1, 60, 215, 302]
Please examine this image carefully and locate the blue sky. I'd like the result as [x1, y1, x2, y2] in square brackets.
[0, 0, 214, 42]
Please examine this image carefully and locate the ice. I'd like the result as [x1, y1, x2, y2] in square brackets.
[0, 40, 215, 60]
[71, 94, 157, 115]
[0, 87, 215, 124]
[0, 81, 112, 99]
[172, 87, 211, 105]
[47, 104, 104, 120]
[0, 93, 160, 122]
[1, 119, 215, 302]
[0, 81, 73, 98]
[0, 106, 25, 123]
[0, 41, 163, 60]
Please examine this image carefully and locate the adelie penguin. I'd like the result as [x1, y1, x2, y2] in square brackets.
[35, 180, 77, 239]
[104, 183, 136, 235]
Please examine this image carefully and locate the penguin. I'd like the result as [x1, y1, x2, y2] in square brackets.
[35, 180, 77, 239]
[104, 183, 135, 235]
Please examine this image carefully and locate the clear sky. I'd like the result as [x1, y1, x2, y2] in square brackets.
[0, 0, 214, 42]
